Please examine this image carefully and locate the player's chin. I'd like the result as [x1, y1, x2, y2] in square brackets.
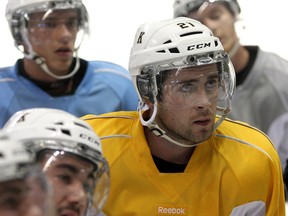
[194, 127, 214, 142]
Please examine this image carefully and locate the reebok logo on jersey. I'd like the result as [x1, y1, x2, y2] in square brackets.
[157, 205, 188, 215]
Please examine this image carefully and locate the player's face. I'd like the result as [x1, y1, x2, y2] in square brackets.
[187, 3, 238, 53]
[0, 180, 46, 216]
[27, 9, 79, 76]
[156, 63, 219, 145]
[39, 152, 96, 216]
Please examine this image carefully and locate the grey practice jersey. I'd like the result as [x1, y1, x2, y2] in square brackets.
[228, 47, 288, 133]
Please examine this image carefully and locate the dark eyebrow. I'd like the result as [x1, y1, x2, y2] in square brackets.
[175, 78, 198, 85]
[207, 72, 219, 79]
[54, 163, 78, 174]
[174, 71, 219, 84]
[54, 163, 95, 177]
[41, 16, 78, 21]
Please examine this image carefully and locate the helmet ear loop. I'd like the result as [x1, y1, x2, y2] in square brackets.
[10, 19, 24, 46]
[17, 14, 43, 61]
[137, 71, 159, 127]
[14, 16, 35, 58]
[139, 97, 158, 127]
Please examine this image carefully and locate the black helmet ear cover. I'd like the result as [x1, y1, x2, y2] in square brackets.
[136, 73, 156, 104]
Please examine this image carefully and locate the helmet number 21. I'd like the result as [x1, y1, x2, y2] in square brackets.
[177, 22, 196, 29]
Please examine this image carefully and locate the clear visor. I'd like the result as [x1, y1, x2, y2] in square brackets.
[161, 65, 220, 105]
[0, 165, 54, 216]
[26, 9, 85, 48]
[14, 1, 88, 53]
[39, 150, 109, 215]
[142, 52, 235, 114]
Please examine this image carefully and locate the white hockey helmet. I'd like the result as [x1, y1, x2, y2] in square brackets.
[0, 132, 55, 216]
[173, 0, 241, 18]
[3, 108, 109, 212]
[129, 17, 235, 147]
[5, 0, 89, 79]
[0, 132, 35, 182]
[5, 0, 89, 45]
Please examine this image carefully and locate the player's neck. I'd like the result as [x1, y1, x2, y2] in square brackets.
[230, 45, 249, 74]
[144, 127, 195, 164]
[23, 58, 67, 82]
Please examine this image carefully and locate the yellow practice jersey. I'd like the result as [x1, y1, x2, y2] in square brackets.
[83, 111, 285, 216]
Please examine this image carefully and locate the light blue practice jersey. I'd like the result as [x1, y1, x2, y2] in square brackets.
[0, 60, 139, 128]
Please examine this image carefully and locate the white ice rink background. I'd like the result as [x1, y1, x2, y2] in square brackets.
[0, 0, 287, 69]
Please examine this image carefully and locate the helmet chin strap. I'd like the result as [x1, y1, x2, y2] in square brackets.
[23, 41, 80, 80]
[20, 28, 80, 80]
[228, 38, 240, 59]
[149, 125, 199, 148]
[138, 96, 232, 148]
[33, 51, 80, 80]
[138, 99, 198, 148]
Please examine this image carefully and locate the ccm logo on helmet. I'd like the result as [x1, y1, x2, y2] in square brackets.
[79, 134, 100, 146]
[187, 42, 211, 51]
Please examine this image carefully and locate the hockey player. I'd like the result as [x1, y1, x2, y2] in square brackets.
[3, 108, 110, 216]
[83, 17, 285, 215]
[0, 132, 55, 216]
[173, 0, 288, 134]
[0, 0, 138, 128]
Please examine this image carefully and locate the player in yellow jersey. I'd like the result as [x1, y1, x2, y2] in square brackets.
[82, 17, 285, 215]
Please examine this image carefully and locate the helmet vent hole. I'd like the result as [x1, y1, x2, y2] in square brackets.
[61, 129, 71, 136]
[156, 50, 166, 53]
[163, 40, 172, 44]
[46, 127, 56, 131]
[180, 31, 202, 37]
[55, 122, 64, 125]
[169, 48, 180, 53]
